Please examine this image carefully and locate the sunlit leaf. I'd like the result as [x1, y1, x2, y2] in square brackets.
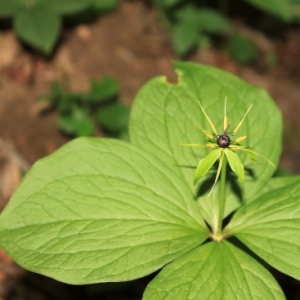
[0, 138, 206, 284]
[144, 241, 284, 300]
[226, 178, 300, 280]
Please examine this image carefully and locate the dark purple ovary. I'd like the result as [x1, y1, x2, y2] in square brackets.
[217, 134, 231, 148]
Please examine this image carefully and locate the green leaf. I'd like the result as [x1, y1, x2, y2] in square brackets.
[197, 33, 211, 48]
[50, 81, 64, 98]
[225, 149, 245, 183]
[174, 4, 204, 27]
[143, 241, 285, 300]
[129, 62, 282, 229]
[58, 109, 95, 137]
[0, 0, 23, 17]
[58, 115, 77, 135]
[196, 9, 230, 33]
[174, 6, 229, 33]
[92, 0, 119, 11]
[14, 6, 61, 54]
[273, 167, 292, 177]
[159, 0, 183, 7]
[57, 95, 77, 114]
[290, 0, 300, 19]
[226, 178, 300, 280]
[41, 0, 91, 15]
[0, 138, 206, 284]
[194, 149, 220, 185]
[90, 77, 119, 103]
[171, 23, 199, 56]
[97, 103, 130, 132]
[225, 34, 257, 64]
[243, 0, 291, 21]
[260, 175, 300, 195]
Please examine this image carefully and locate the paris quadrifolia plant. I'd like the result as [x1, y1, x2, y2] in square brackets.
[0, 62, 300, 299]
[181, 97, 275, 239]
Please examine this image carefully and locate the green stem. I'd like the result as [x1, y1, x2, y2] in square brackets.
[217, 154, 227, 235]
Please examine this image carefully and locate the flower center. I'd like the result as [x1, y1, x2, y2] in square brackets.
[217, 134, 231, 148]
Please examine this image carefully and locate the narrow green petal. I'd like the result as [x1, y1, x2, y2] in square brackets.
[225, 149, 245, 183]
[194, 149, 220, 185]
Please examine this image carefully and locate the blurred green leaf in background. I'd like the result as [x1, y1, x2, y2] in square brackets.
[39, 76, 129, 139]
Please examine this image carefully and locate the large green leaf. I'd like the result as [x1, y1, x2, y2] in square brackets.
[129, 62, 282, 230]
[0, 138, 206, 284]
[243, 0, 291, 20]
[14, 6, 61, 54]
[226, 178, 300, 280]
[260, 175, 300, 195]
[143, 241, 285, 300]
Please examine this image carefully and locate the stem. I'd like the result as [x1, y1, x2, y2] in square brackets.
[217, 154, 227, 235]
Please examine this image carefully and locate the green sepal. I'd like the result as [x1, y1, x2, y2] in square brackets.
[225, 149, 244, 183]
[194, 149, 220, 185]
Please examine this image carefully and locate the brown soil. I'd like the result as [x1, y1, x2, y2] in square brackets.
[1, 1, 300, 299]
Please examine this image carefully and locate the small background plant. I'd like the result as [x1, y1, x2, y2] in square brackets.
[39, 77, 129, 139]
[152, 0, 230, 56]
[1, 0, 299, 62]
[0, 0, 119, 54]
[152, 0, 300, 63]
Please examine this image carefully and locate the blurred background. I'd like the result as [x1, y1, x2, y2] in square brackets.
[0, 0, 300, 299]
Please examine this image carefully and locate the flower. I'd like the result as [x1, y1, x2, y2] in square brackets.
[181, 98, 274, 195]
